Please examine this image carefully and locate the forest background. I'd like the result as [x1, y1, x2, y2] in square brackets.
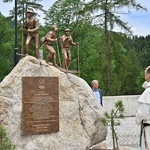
[0, 0, 150, 96]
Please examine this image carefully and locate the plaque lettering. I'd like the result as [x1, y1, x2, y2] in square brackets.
[22, 77, 59, 135]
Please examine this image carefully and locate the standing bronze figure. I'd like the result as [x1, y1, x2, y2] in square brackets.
[43, 25, 58, 66]
[22, 9, 39, 58]
[60, 29, 78, 70]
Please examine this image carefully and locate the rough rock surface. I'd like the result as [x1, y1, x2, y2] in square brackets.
[0, 56, 107, 150]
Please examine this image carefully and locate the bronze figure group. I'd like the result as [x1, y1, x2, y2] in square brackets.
[22, 8, 79, 70]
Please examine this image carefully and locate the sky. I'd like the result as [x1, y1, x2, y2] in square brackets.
[0, 0, 150, 37]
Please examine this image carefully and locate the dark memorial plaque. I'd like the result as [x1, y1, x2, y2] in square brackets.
[22, 77, 59, 135]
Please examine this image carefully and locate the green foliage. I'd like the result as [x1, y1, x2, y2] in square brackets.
[126, 35, 150, 68]
[77, 24, 103, 84]
[44, 0, 90, 27]
[0, 14, 14, 81]
[100, 100, 125, 150]
[82, 0, 146, 95]
[0, 126, 15, 150]
[3, 0, 45, 23]
[83, 0, 146, 32]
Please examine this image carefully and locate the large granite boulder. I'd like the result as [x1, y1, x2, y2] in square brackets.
[0, 56, 107, 150]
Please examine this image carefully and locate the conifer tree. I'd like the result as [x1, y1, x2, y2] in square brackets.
[82, 0, 146, 94]
[100, 100, 124, 150]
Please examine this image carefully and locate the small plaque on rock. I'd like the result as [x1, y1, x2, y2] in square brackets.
[22, 77, 59, 135]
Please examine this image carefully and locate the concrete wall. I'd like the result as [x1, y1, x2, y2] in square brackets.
[103, 95, 140, 117]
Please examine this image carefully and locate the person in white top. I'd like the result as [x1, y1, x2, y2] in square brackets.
[135, 66, 150, 150]
[92, 80, 103, 106]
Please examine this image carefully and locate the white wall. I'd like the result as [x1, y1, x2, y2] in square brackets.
[103, 95, 140, 117]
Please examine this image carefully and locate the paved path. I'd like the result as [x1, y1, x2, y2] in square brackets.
[106, 116, 140, 150]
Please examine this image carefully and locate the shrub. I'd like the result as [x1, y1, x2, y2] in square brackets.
[100, 100, 125, 150]
[0, 125, 15, 150]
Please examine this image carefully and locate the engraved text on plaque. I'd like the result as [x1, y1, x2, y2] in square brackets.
[22, 77, 59, 135]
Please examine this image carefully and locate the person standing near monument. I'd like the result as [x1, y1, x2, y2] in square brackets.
[43, 25, 58, 66]
[59, 29, 78, 70]
[22, 9, 39, 58]
[135, 66, 150, 150]
[92, 80, 103, 106]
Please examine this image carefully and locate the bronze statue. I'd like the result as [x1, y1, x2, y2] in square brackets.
[60, 29, 78, 70]
[22, 9, 39, 58]
[43, 25, 58, 66]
